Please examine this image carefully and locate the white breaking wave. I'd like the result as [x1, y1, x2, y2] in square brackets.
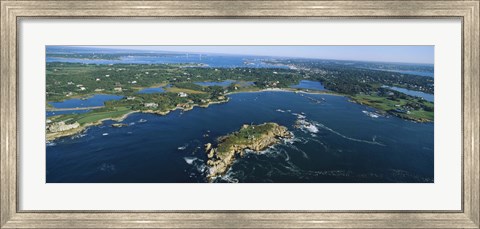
[282, 133, 298, 144]
[315, 122, 385, 146]
[46, 141, 56, 147]
[219, 171, 240, 183]
[183, 157, 197, 165]
[244, 147, 276, 156]
[296, 118, 319, 133]
[293, 112, 384, 146]
[362, 110, 380, 118]
[71, 133, 87, 140]
[292, 113, 306, 119]
[178, 144, 188, 150]
[304, 124, 319, 133]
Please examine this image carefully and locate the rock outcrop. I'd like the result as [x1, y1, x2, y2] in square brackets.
[205, 122, 292, 181]
[205, 143, 212, 151]
[111, 123, 128, 128]
[47, 121, 80, 133]
[46, 121, 85, 141]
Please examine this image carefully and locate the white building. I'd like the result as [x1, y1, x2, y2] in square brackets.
[144, 103, 158, 108]
[178, 92, 188, 98]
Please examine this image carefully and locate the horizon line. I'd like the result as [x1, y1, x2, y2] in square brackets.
[47, 45, 435, 65]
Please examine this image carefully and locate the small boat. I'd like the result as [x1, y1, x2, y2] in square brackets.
[102, 133, 109, 136]
[138, 119, 147, 123]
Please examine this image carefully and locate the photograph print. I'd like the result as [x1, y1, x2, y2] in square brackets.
[46, 45, 434, 183]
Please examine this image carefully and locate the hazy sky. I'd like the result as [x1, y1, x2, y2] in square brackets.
[88, 46, 434, 64]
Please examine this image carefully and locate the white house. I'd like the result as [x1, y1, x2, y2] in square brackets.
[144, 103, 158, 108]
[178, 92, 188, 98]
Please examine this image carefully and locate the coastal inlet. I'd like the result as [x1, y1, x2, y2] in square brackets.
[46, 92, 434, 183]
[45, 46, 434, 183]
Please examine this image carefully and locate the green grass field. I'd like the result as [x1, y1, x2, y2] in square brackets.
[351, 94, 434, 122]
[353, 94, 407, 109]
[407, 110, 434, 121]
[50, 107, 132, 125]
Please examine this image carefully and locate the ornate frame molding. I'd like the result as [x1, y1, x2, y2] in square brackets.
[1, 1, 478, 228]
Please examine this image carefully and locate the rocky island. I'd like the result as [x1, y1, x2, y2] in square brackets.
[205, 122, 292, 181]
[45, 46, 435, 183]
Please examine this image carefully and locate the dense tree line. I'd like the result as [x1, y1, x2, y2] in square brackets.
[286, 59, 434, 94]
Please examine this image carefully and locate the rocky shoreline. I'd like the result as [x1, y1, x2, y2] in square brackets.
[142, 97, 229, 115]
[204, 122, 292, 181]
[46, 111, 135, 141]
[46, 99, 229, 141]
[348, 98, 432, 123]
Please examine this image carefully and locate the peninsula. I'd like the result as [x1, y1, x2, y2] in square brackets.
[46, 94, 228, 141]
[46, 60, 435, 141]
[204, 123, 292, 181]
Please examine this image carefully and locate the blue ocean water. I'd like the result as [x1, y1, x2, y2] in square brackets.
[46, 54, 290, 69]
[49, 94, 123, 108]
[291, 80, 326, 91]
[195, 80, 236, 87]
[46, 110, 92, 117]
[368, 68, 434, 77]
[47, 94, 124, 117]
[383, 86, 434, 102]
[137, 87, 166, 94]
[46, 91, 433, 183]
[389, 70, 434, 77]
